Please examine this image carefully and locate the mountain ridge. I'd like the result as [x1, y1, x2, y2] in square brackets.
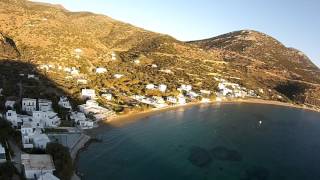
[0, 0, 319, 110]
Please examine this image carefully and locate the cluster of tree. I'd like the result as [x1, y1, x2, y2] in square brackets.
[46, 143, 74, 180]
[0, 162, 24, 180]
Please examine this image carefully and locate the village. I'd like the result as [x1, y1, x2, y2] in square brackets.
[0, 53, 266, 180]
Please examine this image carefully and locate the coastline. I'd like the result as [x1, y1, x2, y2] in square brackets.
[74, 98, 320, 179]
[105, 98, 320, 124]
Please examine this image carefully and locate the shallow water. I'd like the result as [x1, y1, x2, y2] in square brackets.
[78, 103, 320, 180]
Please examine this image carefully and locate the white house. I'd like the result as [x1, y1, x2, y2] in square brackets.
[81, 89, 96, 100]
[166, 96, 177, 104]
[21, 123, 37, 149]
[114, 74, 124, 79]
[151, 64, 158, 68]
[187, 91, 200, 99]
[58, 96, 72, 110]
[200, 90, 211, 95]
[5, 100, 15, 109]
[78, 100, 115, 121]
[70, 68, 79, 76]
[70, 112, 95, 129]
[179, 84, 192, 92]
[96, 67, 107, 74]
[0, 144, 6, 163]
[22, 98, 37, 114]
[177, 94, 187, 105]
[102, 94, 113, 101]
[21, 154, 56, 179]
[5, 110, 22, 128]
[111, 51, 117, 61]
[33, 134, 50, 150]
[146, 84, 155, 90]
[77, 79, 88, 85]
[38, 173, 60, 180]
[33, 111, 61, 128]
[159, 84, 167, 92]
[38, 99, 53, 112]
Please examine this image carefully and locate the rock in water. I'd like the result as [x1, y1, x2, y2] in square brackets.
[188, 146, 212, 168]
[211, 146, 242, 162]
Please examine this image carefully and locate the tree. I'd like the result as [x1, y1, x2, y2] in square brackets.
[46, 143, 73, 180]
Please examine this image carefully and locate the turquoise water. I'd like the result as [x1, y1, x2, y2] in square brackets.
[78, 103, 320, 180]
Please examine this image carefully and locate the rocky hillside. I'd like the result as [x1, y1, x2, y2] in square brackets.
[0, 0, 319, 110]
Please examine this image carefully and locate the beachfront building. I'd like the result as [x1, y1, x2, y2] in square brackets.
[38, 99, 53, 112]
[159, 84, 167, 93]
[81, 89, 96, 100]
[37, 173, 60, 180]
[201, 98, 211, 103]
[177, 94, 187, 105]
[70, 112, 96, 129]
[96, 67, 107, 74]
[102, 93, 113, 101]
[166, 96, 178, 104]
[0, 144, 6, 163]
[22, 98, 37, 114]
[21, 154, 56, 179]
[78, 100, 115, 121]
[58, 96, 72, 110]
[5, 100, 16, 109]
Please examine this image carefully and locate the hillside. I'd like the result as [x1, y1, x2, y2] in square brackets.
[0, 0, 320, 111]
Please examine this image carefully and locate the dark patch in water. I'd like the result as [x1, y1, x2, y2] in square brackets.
[211, 146, 242, 162]
[188, 146, 212, 168]
[241, 166, 270, 180]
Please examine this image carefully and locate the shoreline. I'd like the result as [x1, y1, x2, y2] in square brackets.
[104, 98, 320, 124]
[75, 98, 320, 179]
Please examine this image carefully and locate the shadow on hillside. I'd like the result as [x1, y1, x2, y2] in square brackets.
[0, 59, 83, 117]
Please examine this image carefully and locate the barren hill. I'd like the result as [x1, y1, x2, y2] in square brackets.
[1, 0, 319, 109]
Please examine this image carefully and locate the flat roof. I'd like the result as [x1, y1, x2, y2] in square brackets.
[21, 154, 55, 171]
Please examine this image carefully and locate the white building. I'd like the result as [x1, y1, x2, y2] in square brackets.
[5, 100, 16, 109]
[33, 111, 61, 128]
[70, 68, 79, 76]
[78, 100, 115, 121]
[159, 84, 167, 92]
[96, 67, 107, 74]
[177, 94, 187, 105]
[200, 90, 211, 95]
[21, 154, 56, 179]
[58, 96, 72, 110]
[146, 84, 155, 90]
[179, 84, 192, 92]
[151, 64, 158, 68]
[33, 134, 50, 150]
[114, 74, 124, 79]
[70, 112, 95, 129]
[22, 98, 37, 114]
[38, 173, 60, 180]
[166, 96, 177, 104]
[81, 89, 96, 100]
[21, 123, 38, 149]
[5, 110, 22, 128]
[38, 99, 53, 112]
[77, 79, 88, 85]
[0, 144, 6, 163]
[111, 51, 117, 61]
[101, 94, 113, 101]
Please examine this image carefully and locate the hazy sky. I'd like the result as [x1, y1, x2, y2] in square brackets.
[34, 0, 320, 67]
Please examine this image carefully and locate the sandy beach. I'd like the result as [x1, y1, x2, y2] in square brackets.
[103, 98, 320, 126]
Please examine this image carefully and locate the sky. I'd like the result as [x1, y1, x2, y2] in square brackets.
[33, 0, 320, 67]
